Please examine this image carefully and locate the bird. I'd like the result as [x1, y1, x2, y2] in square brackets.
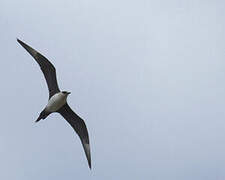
[17, 39, 91, 169]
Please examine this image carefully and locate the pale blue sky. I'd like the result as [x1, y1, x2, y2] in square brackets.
[0, 0, 225, 179]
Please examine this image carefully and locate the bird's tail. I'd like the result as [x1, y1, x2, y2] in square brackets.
[35, 116, 42, 123]
[35, 110, 49, 123]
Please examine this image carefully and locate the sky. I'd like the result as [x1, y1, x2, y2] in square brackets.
[0, 0, 225, 179]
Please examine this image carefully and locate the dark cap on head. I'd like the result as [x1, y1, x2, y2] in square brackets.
[62, 91, 71, 94]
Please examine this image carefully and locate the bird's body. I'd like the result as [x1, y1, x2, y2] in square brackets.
[45, 92, 69, 112]
[17, 39, 92, 169]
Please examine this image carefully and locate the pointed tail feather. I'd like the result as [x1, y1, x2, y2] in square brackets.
[35, 116, 42, 123]
[35, 110, 50, 123]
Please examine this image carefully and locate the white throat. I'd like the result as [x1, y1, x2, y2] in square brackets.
[45, 92, 68, 112]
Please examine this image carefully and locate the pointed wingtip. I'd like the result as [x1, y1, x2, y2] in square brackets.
[17, 38, 22, 43]
[17, 38, 25, 47]
[17, 38, 25, 46]
[16, 38, 39, 58]
[88, 159, 92, 170]
[82, 142, 92, 170]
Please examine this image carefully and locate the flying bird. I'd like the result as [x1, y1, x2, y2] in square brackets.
[17, 39, 91, 169]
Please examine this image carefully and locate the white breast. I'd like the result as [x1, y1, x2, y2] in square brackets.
[45, 92, 67, 112]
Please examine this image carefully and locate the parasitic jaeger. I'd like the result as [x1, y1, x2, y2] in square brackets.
[17, 39, 91, 169]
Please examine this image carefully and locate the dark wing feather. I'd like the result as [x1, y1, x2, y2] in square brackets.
[58, 103, 91, 169]
[17, 39, 60, 98]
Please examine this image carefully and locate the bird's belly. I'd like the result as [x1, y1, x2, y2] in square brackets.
[45, 94, 67, 112]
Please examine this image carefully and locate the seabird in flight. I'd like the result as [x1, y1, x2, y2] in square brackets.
[17, 39, 91, 169]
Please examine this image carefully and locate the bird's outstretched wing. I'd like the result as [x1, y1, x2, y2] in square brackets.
[17, 39, 60, 98]
[57, 103, 91, 169]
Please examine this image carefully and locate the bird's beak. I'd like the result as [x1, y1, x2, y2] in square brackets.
[67, 92, 71, 94]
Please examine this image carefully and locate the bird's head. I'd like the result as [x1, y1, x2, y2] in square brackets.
[61, 91, 71, 96]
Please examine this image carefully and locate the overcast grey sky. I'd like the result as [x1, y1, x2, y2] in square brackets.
[1, 0, 225, 179]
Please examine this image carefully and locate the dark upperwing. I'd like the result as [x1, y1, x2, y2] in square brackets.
[58, 103, 91, 169]
[17, 39, 60, 98]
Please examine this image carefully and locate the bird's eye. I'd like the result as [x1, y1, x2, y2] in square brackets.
[62, 91, 67, 94]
